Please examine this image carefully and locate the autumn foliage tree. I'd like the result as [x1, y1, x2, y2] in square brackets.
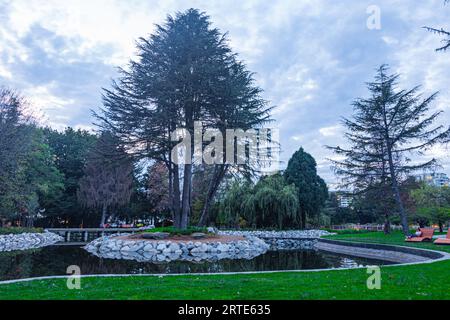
[145, 161, 170, 217]
[77, 132, 134, 227]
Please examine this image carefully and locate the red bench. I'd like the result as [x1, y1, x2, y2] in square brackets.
[434, 229, 450, 245]
[405, 228, 435, 242]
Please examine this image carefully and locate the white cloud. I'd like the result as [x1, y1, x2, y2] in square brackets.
[0, 0, 449, 184]
[382, 36, 399, 45]
[0, 63, 12, 79]
[319, 125, 342, 137]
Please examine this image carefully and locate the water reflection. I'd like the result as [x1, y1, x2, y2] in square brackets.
[0, 245, 392, 281]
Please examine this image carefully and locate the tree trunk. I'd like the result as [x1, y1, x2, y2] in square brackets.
[172, 163, 182, 228]
[382, 102, 409, 235]
[386, 151, 409, 235]
[168, 159, 174, 221]
[180, 162, 192, 229]
[198, 165, 227, 227]
[383, 213, 391, 234]
[301, 209, 306, 230]
[100, 204, 107, 228]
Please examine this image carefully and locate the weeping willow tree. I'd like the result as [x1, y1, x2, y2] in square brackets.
[217, 174, 299, 229]
[250, 175, 299, 229]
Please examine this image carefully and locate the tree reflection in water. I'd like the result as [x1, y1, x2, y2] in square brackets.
[0, 246, 392, 281]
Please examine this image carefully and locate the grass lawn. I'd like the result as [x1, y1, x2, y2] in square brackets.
[0, 230, 448, 300]
[323, 230, 450, 253]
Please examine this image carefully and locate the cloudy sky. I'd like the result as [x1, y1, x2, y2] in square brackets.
[0, 0, 449, 185]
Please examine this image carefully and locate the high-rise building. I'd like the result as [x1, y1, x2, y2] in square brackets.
[336, 192, 352, 208]
[414, 172, 449, 187]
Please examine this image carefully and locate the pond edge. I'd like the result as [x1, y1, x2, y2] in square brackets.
[0, 238, 448, 285]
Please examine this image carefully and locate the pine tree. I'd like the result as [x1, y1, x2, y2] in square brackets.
[328, 65, 450, 235]
[97, 9, 271, 229]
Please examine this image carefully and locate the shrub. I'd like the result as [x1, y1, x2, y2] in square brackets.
[0, 227, 44, 235]
[322, 228, 375, 235]
[144, 226, 209, 236]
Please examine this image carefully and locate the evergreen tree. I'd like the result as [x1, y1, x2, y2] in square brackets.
[328, 66, 450, 235]
[42, 127, 97, 227]
[98, 9, 271, 229]
[284, 147, 328, 229]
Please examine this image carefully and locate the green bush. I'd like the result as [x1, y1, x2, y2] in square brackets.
[144, 226, 209, 236]
[0, 227, 44, 235]
[322, 228, 375, 235]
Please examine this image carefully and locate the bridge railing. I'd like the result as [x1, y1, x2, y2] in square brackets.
[46, 228, 142, 243]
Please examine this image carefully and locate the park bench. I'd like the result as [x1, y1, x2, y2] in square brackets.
[405, 228, 435, 242]
[434, 228, 450, 245]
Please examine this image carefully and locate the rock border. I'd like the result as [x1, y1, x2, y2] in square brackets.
[315, 238, 447, 263]
[0, 231, 64, 252]
[218, 229, 334, 239]
[84, 234, 270, 263]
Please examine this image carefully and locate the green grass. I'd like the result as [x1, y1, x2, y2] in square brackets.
[324, 230, 450, 253]
[144, 226, 209, 236]
[322, 228, 375, 235]
[0, 230, 448, 300]
[0, 227, 43, 235]
[0, 260, 449, 300]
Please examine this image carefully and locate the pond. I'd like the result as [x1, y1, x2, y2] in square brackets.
[0, 245, 393, 281]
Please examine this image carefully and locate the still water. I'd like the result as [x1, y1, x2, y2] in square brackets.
[0, 245, 393, 281]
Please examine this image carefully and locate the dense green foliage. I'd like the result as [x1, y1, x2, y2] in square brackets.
[144, 226, 208, 236]
[321, 228, 374, 235]
[410, 185, 450, 232]
[0, 227, 43, 235]
[39, 127, 97, 227]
[284, 148, 328, 228]
[214, 149, 330, 229]
[216, 174, 299, 229]
[0, 89, 65, 227]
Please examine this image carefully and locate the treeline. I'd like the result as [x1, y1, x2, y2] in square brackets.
[0, 89, 148, 228]
[211, 148, 328, 229]
[0, 85, 329, 229]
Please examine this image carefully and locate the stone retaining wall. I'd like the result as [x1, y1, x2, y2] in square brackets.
[217, 230, 332, 250]
[263, 238, 317, 250]
[84, 234, 270, 263]
[315, 239, 446, 264]
[218, 229, 333, 239]
[0, 232, 63, 252]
